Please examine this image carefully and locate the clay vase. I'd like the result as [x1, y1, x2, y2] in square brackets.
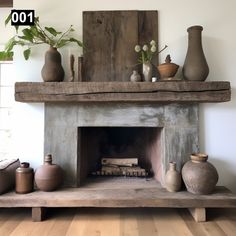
[15, 162, 34, 194]
[130, 70, 141, 82]
[35, 154, 63, 191]
[165, 162, 182, 192]
[182, 153, 218, 194]
[142, 61, 153, 82]
[182, 25, 209, 81]
[41, 47, 65, 82]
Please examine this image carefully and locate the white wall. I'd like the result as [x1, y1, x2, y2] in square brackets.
[1, 0, 236, 192]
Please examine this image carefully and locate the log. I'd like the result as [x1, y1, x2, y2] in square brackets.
[101, 158, 138, 166]
[15, 81, 231, 103]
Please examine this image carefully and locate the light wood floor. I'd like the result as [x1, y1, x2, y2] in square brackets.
[0, 208, 235, 236]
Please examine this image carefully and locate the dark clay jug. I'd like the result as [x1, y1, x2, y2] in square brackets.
[183, 25, 209, 81]
[35, 154, 63, 191]
[41, 47, 65, 82]
[15, 162, 34, 194]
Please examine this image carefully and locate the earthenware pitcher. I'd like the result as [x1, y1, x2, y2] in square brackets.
[35, 154, 63, 191]
[165, 162, 182, 192]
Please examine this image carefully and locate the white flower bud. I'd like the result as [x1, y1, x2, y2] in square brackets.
[134, 45, 141, 52]
[151, 45, 156, 53]
[150, 40, 156, 46]
[142, 45, 148, 51]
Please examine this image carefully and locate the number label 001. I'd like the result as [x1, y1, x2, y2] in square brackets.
[11, 10, 35, 26]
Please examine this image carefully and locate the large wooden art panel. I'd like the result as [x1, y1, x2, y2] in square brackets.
[83, 11, 158, 81]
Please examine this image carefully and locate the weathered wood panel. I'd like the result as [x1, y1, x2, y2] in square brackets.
[15, 81, 231, 103]
[0, 179, 236, 208]
[83, 11, 158, 82]
[0, 0, 13, 7]
[138, 11, 159, 67]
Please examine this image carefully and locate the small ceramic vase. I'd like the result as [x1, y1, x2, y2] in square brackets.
[165, 162, 182, 192]
[142, 61, 153, 82]
[35, 154, 63, 191]
[130, 70, 141, 82]
[182, 153, 218, 194]
[15, 162, 34, 194]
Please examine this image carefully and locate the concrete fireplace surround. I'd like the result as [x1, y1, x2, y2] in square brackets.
[45, 102, 199, 187]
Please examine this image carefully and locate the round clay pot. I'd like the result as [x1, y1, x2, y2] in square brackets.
[165, 162, 182, 192]
[182, 153, 218, 194]
[15, 162, 34, 194]
[157, 55, 179, 80]
[35, 154, 63, 191]
[41, 47, 65, 82]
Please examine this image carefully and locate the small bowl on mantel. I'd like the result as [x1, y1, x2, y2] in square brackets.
[157, 54, 179, 80]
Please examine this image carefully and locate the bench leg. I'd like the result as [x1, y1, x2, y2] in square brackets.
[32, 207, 47, 222]
[188, 208, 206, 222]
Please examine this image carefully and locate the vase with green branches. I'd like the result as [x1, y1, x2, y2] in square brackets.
[0, 15, 83, 82]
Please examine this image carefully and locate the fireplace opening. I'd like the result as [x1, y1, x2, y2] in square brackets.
[78, 127, 162, 186]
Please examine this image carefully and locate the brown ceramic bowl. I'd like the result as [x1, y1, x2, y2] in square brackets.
[157, 63, 179, 79]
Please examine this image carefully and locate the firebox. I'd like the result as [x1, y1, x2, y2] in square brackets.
[44, 103, 199, 187]
[78, 127, 162, 185]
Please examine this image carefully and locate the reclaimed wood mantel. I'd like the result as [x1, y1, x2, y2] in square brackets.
[15, 81, 231, 103]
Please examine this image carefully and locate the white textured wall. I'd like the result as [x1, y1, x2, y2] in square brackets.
[1, 0, 236, 192]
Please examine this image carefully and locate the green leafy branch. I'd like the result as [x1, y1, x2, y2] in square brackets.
[0, 14, 83, 60]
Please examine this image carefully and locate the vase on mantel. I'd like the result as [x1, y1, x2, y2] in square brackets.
[165, 162, 182, 192]
[41, 47, 65, 82]
[142, 61, 153, 82]
[182, 25, 209, 81]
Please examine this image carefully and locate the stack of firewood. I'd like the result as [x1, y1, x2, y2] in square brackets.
[91, 158, 148, 177]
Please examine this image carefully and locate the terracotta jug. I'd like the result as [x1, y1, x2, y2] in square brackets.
[182, 25, 209, 81]
[165, 162, 182, 192]
[182, 153, 218, 194]
[35, 154, 63, 191]
[41, 47, 65, 82]
[15, 162, 34, 194]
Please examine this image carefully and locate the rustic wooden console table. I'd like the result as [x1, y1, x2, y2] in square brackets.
[0, 178, 236, 222]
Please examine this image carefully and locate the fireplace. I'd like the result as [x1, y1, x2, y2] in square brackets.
[44, 103, 199, 187]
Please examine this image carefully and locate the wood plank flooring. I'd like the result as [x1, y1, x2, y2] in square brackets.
[0, 208, 235, 236]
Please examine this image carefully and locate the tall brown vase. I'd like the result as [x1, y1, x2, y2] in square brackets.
[182, 25, 209, 81]
[41, 47, 65, 82]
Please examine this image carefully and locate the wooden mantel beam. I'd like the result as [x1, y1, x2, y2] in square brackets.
[15, 81, 231, 103]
